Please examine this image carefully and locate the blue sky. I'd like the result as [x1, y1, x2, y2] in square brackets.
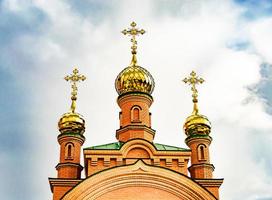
[0, 0, 272, 199]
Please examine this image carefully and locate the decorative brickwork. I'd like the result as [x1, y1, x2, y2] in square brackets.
[49, 23, 223, 200]
[62, 160, 217, 200]
[84, 139, 191, 177]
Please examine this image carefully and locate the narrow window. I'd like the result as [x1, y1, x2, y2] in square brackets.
[200, 146, 205, 160]
[67, 144, 72, 158]
[131, 106, 142, 123]
[65, 143, 74, 160]
[119, 112, 123, 128]
[133, 108, 140, 121]
[197, 144, 207, 161]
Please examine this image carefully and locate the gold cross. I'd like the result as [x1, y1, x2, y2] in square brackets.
[183, 71, 204, 114]
[64, 68, 86, 113]
[122, 22, 145, 65]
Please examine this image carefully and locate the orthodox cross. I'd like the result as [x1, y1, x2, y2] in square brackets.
[183, 71, 204, 115]
[122, 22, 145, 65]
[64, 68, 86, 113]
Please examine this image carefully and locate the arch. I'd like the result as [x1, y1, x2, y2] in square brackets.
[121, 139, 157, 158]
[62, 160, 216, 200]
[65, 142, 74, 160]
[197, 144, 207, 161]
[131, 105, 142, 122]
[126, 147, 150, 158]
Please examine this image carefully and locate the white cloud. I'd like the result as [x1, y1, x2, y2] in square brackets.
[248, 18, 272, 63]
[4, 0, 272, 199]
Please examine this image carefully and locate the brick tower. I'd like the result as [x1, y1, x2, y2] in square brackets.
[49, 68, 86, 200]
[183, 71, 222, 197]
[115, 22, 155, 143]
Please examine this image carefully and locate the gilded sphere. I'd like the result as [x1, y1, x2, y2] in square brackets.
[184, 114, 211, 136]
[58, 112, 85, 134]
[115, 65, 155, 95]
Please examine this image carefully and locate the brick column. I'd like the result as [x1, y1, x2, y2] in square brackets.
[116, 93, 155, 142]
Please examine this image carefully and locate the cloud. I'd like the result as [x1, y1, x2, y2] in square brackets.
[248, 18, 272, 63]
[234, 0, 272, 20]
[1, 0, 272, 199]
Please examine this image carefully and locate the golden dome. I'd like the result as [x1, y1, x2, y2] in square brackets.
[183, 71, 211, 136]
[116, 22, 154, 96]
[58, 112, 85, 135]
[59, 68, 86, 135]
[184, 113, 211, 136]
[115, 64, 155, 95]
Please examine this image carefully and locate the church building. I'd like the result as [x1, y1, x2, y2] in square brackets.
[49, 22, 223, 200]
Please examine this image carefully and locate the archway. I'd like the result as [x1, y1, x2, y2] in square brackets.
[62, 160, 216, 200]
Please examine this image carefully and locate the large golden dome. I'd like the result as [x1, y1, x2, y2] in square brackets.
[58, 112, 85, 135]
[183, 114, 211, 136]
[115, 64, 155, 95]
[116, 22, 155, 96]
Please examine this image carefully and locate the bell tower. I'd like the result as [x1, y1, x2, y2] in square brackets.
[183, 71, 223, 198]
[49, 68, 86, 200]
[115, 22, 155, 143]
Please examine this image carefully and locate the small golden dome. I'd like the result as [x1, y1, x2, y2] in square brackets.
[184, 114, 211, 136]
[183, 71, 211, 137]
[58, 112, 85, 135]
[59, 68, 86, 135]
[115, 65, 155, 95]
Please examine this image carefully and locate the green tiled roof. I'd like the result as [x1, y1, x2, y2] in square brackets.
[154, 143, 189, 151]
[85, 142, 124, 150]
[85, 142, 189, 151]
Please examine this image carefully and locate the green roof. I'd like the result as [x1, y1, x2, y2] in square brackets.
[85, 142, 189, 151]
[154, 143, 189, 151]
[85, 142, 124, 150]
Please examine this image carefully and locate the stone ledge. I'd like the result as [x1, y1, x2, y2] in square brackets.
[194, 178, 224, 187]
[48, 178, 82, 192]
[55, 162, 83, 171]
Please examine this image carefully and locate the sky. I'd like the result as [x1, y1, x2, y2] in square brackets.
[0, 0, 272, 199]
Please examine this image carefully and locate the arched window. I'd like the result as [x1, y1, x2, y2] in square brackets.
[131, 106, 142, 122]
[200, 146, 205, 160]
[197, 144, 206, 161]
[67, 144, 72, 157]
[133, 108, 140, 121]
[65, 143, 74, 160]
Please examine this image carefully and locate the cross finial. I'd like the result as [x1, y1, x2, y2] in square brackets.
[122, 21, 145, 66]
[183, 71, 204, 115]
[64, 68, 86, 113]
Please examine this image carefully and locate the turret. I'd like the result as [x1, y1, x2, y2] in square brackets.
[57, 68, 86, 179]
[115, 22, 155, 143]
[183, 71, 214, 178]
[50, 68, 86, 200]
[182, 71, 223, 199]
